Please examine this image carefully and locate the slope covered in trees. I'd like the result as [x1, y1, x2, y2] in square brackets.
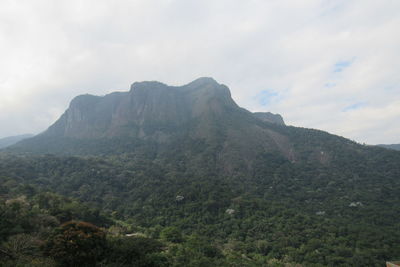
[1, 141, 400, 266]
[1, 78, 400, 266]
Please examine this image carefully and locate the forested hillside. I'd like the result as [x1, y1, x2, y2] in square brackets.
[1, 140, 400, 266]
[1, 78, 400, 266]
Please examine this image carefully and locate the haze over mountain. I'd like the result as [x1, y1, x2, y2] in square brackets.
[0, 134, 34, 149]
[378, 144, 400, 151]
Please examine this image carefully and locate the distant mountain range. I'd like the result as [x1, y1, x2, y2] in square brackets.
[378, 144, 400, 151]
[0, 134, 34, 149]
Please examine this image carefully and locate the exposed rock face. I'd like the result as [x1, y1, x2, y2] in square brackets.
[253, 112, 285, 125]
[13, 77, 363, 174]
[44, 77, 237, 139]
[13, 77, 296, 173]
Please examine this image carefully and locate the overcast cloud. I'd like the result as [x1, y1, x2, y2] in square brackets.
[0, 0, 399, 144]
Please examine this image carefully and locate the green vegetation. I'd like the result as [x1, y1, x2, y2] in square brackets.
[1, 136, 400, 266]
[2, 77, 399, 266]
[44, 221, 107, 266]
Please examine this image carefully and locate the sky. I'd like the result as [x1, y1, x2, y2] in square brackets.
[0, 0, 399, 144]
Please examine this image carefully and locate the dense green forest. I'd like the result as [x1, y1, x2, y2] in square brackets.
[1, 141, 400, 266]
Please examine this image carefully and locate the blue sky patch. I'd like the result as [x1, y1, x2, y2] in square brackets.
[334, 60, 352, 72]
[256, 89, 279, 106]
[342, 102, 366, 112]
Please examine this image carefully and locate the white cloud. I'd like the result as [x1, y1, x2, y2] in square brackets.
[0, 0, 399, 144]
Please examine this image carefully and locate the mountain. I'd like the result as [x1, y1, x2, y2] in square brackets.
[252, 112, 285, 125]
[11, 78, 358, 170]
[12, 77, 298, 172]
[0, 134, 34, 149]
[42, 77, 236, 139]
[10, 77, 400, 179]
[3, 77, 400, 266]
[18, 77, 276, 143]
[378, 144, 400, 151]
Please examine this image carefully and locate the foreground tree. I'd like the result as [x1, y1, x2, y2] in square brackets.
[45, 221, 106, 266]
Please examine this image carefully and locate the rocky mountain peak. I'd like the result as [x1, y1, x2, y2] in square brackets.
[12, 78, 292, 165]
[253, 112, 285, 125]
[129, 81, 168, 92]
[40, 78, 242, 139]
[187, 76, 218, 85]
